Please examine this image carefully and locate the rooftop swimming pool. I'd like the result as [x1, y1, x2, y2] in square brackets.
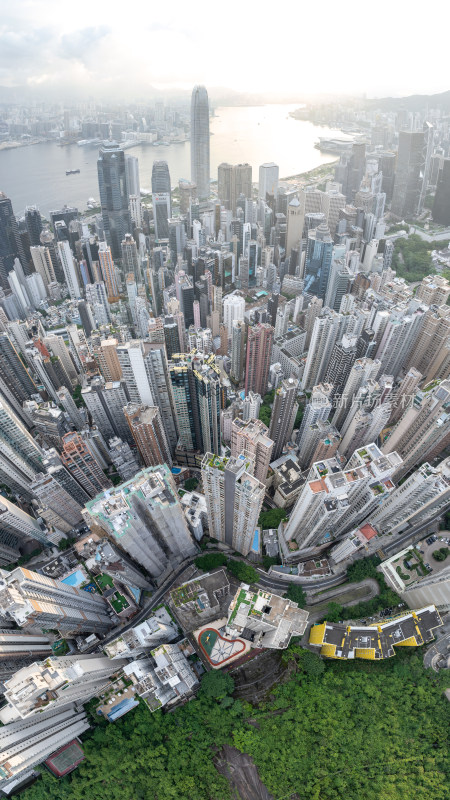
[171, 467, 182, 474]
[107, 697, 139, 722]
[61, 570, 86, 588]
[251, 529, 260, 553]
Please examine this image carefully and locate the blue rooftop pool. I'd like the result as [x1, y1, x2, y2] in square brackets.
[171, 467, 182, 474]
[251, 529, 260, 553]
[61, 570, 86, 588]
[107, 698, 139, 722]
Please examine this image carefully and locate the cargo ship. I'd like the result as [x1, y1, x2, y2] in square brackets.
[66, 169, 80, 175]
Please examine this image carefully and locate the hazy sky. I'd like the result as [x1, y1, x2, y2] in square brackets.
[1, 0, 449, 99]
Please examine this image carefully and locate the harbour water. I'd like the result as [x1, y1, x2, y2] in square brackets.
[0, 104, 342, 218]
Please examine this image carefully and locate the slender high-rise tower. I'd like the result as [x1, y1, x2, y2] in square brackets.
[190, 86, 210, 200]
[97, 143, 132, 259]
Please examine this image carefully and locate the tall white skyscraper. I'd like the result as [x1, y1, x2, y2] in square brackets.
[0, 567, 113, 634]
[116, 340, 154, 406]
[84, 466, 197, 578]
[0, 654, 128, 723]
[57, 241, 81, 300]
[201, 453, 265, 556]
[259, 162, 279, 201]
[190, 86, 210, 200]
[223, 292, 245, 335]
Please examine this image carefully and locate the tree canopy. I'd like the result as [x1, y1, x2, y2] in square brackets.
[258, 508, 287, 529]
[285, 582, 306, 607]
[21, 649, 450, 800]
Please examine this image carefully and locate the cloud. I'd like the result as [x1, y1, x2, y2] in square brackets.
[59, 26, 111, 61]
[0, 1, 449, 99]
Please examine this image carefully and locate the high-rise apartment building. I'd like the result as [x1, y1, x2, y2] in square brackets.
[190, 86, 210, 200]
[30, 245, 55, 289]
[230, 319, 246, 384]
[201, 453, 265, 555]
[416, 275, 450, 307]
[259, 163, 279, 202]
[0, 704, 89, 793]
[82, 376, 131, 445]
[244, 323, 274, 397]
[60, 431, 112, 497]
[391, 129, 424, 218]
[97, 143, 132, 258]
[124, 403, 172, 467]
[143, 343, 179, 454]
[407, 305, 450, 378]
[0, 631, 52, 683]
[121, 233, 141, 282]
[301, 310, 343, 391]
[223, 292, 245, 335]
[0, 654, 128, 723]
[98, 242, 120, 302]
[0, 566, 113, 633]
[382, 380, 450, 479]
[169, 351, 222, 454]
[369, 458, 450, 537]
[226, 584, 308, 648]
[57, 240, 81, 300]
[230, 418, 274, 484]
[242, 391, 262, 421]
[0, 331, 37, 408]
[84, 466, 196, 578]
[325, 334, 358, 401]
[95, 337, 122, 381]
[389, 368, 422, 426]
[218, 163, 252, 213]
[116, 340, 154, 406]
[332, 358, 381, 430]
[268, 378, 299, 460]
[0, 192, 26, 289]
[303, 222, 333, 300]
[283, 444, 402, 552]
[108, 436, 140, 482]
[0, 397, 44, 497]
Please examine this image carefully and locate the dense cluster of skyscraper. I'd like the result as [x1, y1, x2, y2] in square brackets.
[0, 86, 449, 792]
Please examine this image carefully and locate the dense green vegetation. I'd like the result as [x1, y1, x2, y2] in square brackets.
[432, 547, 449, 562]
[346, 553, 380, 582]
[194, 553, 228, 570]
[258, 508, 287, 529]
[72, 384, 86, 408]
[258, 390, 275, 427]
[392, 234, 434, 282]
[57, 537, 76, 552]
[194, 554, 259, 584]
[184, 478, 199, 492]
[225, 559, 259, 584]
[391, 234, 449, 283]
[294, 405, 304, 429]
[23, 649, 450, 800]
[284, 582, 306, 607]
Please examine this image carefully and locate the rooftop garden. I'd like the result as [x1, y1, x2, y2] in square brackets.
[95, 573, 114, 591]
[227, 588, 250, 626]
[110, 592, 129, 614]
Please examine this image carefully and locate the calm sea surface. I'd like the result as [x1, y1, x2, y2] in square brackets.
[0, 104, 342, 218]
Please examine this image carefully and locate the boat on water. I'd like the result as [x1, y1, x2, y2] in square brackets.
[66, 169, 80, 175]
